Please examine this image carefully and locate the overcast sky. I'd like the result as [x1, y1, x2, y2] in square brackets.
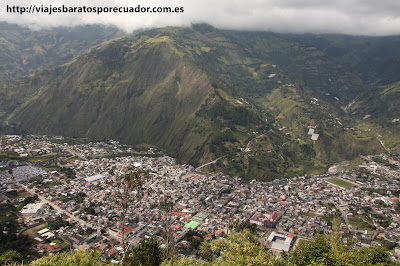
[2, 0, 400, 35]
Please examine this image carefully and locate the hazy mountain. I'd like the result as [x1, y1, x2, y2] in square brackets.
[1, 23, 399, 181]
[0, 22, 124, 116]
[0, 22, 124, 80]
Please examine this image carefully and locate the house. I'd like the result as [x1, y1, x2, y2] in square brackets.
[37, 243, 61, 253]
[107, 248, 119, 256]
[250, 212, 280, 227]
[215, 229, 224, 237]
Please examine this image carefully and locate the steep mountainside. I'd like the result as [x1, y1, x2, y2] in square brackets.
[0, 22, 124, 80]
[0, 22, 124, 116]
[346, 81, 400, 154]
[1, 24, 399, 181]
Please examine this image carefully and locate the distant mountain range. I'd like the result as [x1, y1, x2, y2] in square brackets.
[1, 22, 399, 181]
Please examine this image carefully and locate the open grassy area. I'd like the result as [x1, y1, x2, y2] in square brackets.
[0, 151, 22, 161]
[349, 215, 375, 231]
[302, 212, 316, 218]
[296, 238, 311, 246]
[0, 166, 14, 172]
[51, 239, 61, 244]
[326, 178, 356, 189]
[34, 224, 48, 233]
[348, 156, 364, 170]
[28, 153, 59, 162]
[293, 237, 312, 250]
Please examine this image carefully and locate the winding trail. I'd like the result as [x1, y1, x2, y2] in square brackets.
[376, 134, 390, 153]
[197, 132, 269, 170]
[197, 155, 227, 169]
[245, 133, 266, 152]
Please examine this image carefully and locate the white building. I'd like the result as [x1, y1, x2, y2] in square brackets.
[84, 174, 105, 183]
[267, 231, 295, 253]
[20, 202, 46, 218]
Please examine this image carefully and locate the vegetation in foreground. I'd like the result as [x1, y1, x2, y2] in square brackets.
[1, 229, 397, 265]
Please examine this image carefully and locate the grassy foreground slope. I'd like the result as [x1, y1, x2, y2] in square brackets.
[4, 231, 396, 265]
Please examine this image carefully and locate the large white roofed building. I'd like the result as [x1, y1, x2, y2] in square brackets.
[20, 202, 46, 218]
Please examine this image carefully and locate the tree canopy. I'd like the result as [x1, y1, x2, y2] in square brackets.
[4, 230, 398, 265]
[126, 237, 162, 266]
[30, 250, 106, 266]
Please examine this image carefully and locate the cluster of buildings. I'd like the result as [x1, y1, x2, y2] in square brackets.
[0, 134, 157, 163]
[1, 135, 400, 260]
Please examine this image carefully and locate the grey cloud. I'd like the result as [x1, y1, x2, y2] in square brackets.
[1, 0, 400, 35]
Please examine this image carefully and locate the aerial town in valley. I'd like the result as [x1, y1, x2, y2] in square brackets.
[1, 134, 400, 261]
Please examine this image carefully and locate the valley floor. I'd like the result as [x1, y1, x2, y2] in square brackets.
[1, 135, 400, 262]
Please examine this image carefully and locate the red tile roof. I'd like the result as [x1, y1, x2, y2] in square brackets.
[107, 248, 119, 256]
[215, 229, 224, 236]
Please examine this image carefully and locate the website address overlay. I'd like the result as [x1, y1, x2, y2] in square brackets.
[6, 4, 184, 15]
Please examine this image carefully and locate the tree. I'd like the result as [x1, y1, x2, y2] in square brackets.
[127, 237, 162, 266]
[24, 230, 398, 266]
[197, 230, 273, 265]
[382, 239, 397, 251]
[162, 229, 397, 266]
[0, 216, 33, 257]
[159, 197, 175, 259]
[116, 167, 149, 265]
[48, 216, 69, 230]
[287, 233, 395, 266]
[228, 219, 256, 233]
[24, 195, 38, 204]
[30, 249, 106, 266]
[0, 250, 22, 265]
[162, 256, 202, 266]
[288, 234, 333, 266]
[72, 192, 86, 203]
[182, 231, 204, 251]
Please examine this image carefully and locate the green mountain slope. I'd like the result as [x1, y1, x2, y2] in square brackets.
[2, 25, 399, 180]
[0, 22, 124, 116]
[0, 22, 123, 80]
[347, 81, 400, 154]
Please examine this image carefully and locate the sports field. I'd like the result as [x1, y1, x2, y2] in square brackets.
[326, 178, 356, 189]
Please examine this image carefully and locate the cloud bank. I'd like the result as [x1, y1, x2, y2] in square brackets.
[2, 0, 400, 35]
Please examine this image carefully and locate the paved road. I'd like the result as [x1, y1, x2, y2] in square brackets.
[64, 147, 87, 160]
